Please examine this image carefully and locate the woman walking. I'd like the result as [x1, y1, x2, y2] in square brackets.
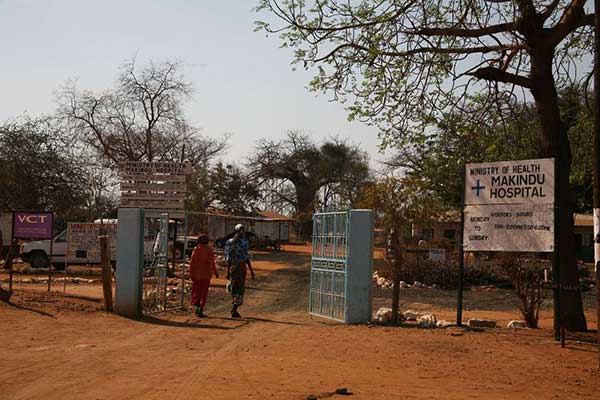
[189, 234, 218, 317]
[225, 224, 253, 318]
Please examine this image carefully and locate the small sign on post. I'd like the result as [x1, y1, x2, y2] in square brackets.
[12, 211, 54, 240]
[12, 211, 54, 291]
[67, 223, 117, 264]
[117, 161, 191, 215]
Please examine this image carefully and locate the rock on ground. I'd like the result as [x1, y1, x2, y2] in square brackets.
[467, 319, 497, 328]
[417, 313, 437, 328]
[374, 307, 404, 323]
[507, 320, 526, 329]
[402, 310, 420, 321]
[436, 320, 455, 328]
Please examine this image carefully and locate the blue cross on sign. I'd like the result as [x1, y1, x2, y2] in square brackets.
[472, 179, 486, 196]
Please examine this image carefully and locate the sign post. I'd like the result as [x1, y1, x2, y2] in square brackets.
[457, 208, 465, 326]
[462, 159, 555, 333]
[11, 211, 54, 292]
[67, 222, 117, 310]
[118, 161, 191, 216]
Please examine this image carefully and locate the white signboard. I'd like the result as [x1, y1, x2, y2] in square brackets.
[118, 161, 192, 176]
[120, 182, 187, 192]
[120, 174, 187, 183]
[67, 223, 117, 263]
[118, 161, 191, 212]
[463, 204, 554, 252]
[465, 158, 554, 205]
[121, 192, 187, 200]
[428, 248, 446, 262]
[121, 199, 184, 208]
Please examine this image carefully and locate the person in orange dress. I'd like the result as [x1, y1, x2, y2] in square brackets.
[189, 234, 218, 317]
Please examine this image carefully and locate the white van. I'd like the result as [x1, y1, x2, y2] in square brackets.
[19, 219, 197, 269]
[20, 229, 68, 269]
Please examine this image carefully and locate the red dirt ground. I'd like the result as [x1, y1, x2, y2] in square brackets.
[1, 244, 599, 399]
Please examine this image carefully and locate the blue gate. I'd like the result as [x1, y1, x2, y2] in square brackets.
[310, 211, 349, 322]
[309, 210, 374, 324]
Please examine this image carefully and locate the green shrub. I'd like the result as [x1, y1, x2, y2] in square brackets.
[500, 256, 546, 328]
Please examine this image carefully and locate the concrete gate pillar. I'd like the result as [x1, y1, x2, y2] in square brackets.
[115, 208, 145, 317]
[346, 209, 374, 324]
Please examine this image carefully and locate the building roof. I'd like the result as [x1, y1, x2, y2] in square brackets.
[188, 209, 292, 222]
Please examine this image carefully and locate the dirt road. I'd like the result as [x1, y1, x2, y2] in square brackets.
[1, 245, 599, 399]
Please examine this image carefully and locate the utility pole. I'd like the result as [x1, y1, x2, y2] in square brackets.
[592, 0, 600, 369]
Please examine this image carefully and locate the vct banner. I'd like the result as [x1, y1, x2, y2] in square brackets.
[12, 211, 54, 240]
[463, 159, 554, 252]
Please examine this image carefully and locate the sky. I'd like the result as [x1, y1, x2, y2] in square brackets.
[0, 0, 385, 165]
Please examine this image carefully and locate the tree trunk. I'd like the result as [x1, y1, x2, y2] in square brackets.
[294, 184, 318, 239]
[391, 267, 401, 324]
[530, 49, 587, 331]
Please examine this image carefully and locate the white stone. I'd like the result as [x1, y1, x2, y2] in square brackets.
[467, 319, 497, 328]
[374, 307, 393, 323]
[436, 320, 455, 328]
[417, 313, 437, 328]
[413, 281, 423, 288]
[374, 307, 404, 323]
[402, 310, 420, 321]
[507, 320, 526, 329]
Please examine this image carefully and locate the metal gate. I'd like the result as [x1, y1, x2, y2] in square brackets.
[142, 214, 169, 313]
[309, 211, 349, 322]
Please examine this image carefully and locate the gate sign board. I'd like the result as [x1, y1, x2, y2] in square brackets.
[463, 158, 554, 252]
[463, 204, 554, 252]
[67, 223, 118, 263]
[118, 161, 191, 214]
[12, 211, 54, 240]
[465, 158, 554, 205]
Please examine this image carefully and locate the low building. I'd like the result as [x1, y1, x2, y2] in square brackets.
[412, 211, 594, 262]
[573, 214, 594, 262]
[185, 210, 293, 242]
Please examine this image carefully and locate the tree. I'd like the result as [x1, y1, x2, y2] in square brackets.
[0, 116, 89, 222]
[390, 87, 593, 212]
[248, 131, 370, 236]
[256, 0, 594, 330]
[361, 176, 448, 323]
[209, 162, 260, 216]
[57, 59, 227, 165]
[186, 162, 260, 216]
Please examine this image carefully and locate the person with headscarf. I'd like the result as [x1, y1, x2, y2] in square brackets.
[225, 224, 254, 318]
[189, 234, 218, 317]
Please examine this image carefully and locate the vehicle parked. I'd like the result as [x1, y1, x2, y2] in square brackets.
[20, 218, 199, 269]
[20, 229, 68, 269]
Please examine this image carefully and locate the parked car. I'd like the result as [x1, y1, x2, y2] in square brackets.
[20, 220, 198, 269]
[20, 229, 68, 269]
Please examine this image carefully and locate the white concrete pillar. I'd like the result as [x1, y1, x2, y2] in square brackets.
[115, 208, 145, 317]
